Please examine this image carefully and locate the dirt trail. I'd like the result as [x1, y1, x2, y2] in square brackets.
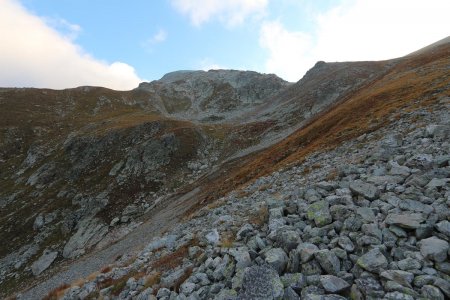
[20, 188, 201, 300]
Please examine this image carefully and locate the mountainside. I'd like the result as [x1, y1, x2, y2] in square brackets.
[1, 38, 449, 299]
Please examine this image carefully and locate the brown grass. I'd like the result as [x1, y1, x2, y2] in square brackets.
[249, 205, 269, 227]
[42, 283, 70, 300]
[184, 42, 450, 217]
[100, 266, 112, 273]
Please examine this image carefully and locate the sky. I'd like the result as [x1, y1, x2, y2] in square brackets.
[0, 0, 449, 90]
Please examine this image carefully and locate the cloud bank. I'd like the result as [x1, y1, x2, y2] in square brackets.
[0, 0, 142, 90]
[260, 0, 450, 82]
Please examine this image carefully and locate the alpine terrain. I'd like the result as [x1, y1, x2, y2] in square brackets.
[0, 37, 449, 300]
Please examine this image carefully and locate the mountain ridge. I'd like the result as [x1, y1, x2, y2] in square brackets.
[0, 38, 449, 299]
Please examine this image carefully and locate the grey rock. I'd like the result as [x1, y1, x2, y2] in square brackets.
[356, 207, 376, 223]
[33, 214, 44, 231]
[397, 258, 422, 271]
[383, 291, 414, 300]
[236, 224, 254, 240]
[214, 288, 237, 300]
[349, 180, 379, 200]
[307, 200, 332, 227]
[385, 213, 425, 229]
[277, 230, 301, 252]
[280, 273, 306, 290]
[338, 236, 355, 252]
[380, 270, 414, 287]
[320, 275, 350, 293]
[297, 243, 319, 263]
[31, 250, 58, 276]
[63, 217, 108, 258]
[282, 287, 300, 300]
[435, 220, 450, 238]
[206, 229, 220, 245]
[426, 178, 450, 189]
[239, 265, 284, 299]
[229, 247, 252, 270]
[433, 278, 450, 298]
[315, 249, 340, 275]
[357, 248, 388, 273]
[180, 282, 197, 295]
[264, 248, 288, 274]
[421, 285, 445, 300]
[420, 236, 449, 262]
[160, 268, 186, 288]
[355, 275, 385, 298]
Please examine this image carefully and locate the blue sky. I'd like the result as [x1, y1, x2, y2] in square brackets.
[1, 0, 449, 89]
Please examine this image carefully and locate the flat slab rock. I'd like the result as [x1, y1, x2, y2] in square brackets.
[385, 213, 425, 229]
[31, 250, 58, 276]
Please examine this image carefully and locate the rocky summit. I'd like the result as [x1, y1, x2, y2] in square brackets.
[0, 38, 449, 300]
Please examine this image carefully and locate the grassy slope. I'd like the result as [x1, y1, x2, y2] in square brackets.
[185, 42, 450, 214]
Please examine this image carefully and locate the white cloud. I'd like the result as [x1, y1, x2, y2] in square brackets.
[151, 29, 168, 44]
[170, 0, 268, 27]
[142, 29, 168, 52]
[260, 0, 450, 82]
[0, 0, 142, 90]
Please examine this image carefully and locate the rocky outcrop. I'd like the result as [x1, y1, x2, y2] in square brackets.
[63, 218, 108, 259]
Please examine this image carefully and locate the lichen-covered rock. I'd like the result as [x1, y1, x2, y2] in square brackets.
[307, 200, 332, 227]
[239, 265, 284, 299]
[320, 275, 351, 293]
[264, 248, 288, 274]
[357, 248, 388, 273]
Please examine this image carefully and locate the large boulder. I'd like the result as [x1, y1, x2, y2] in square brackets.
[239, 265, 284, 299]
[63, 218, 108, 258]
[264, 248, 288, 274]
[31, 250, 58, 276]
[420, 237, 449, 262]
[357, 248, 388, 273]
[349, 180, 379, 200]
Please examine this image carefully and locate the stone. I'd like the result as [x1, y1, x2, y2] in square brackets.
[307, 200, 332, 227]
[380, 270, 414, 288]
[264, 248, 288, 274]
[383, 291, 414, 300]
[397, 258, 422, 271]
[180, 282, 197, 295]
[357, 248, 388, 273]
[338, 236, 355, 252]
[277, 230, 301, 252]
[283, 287, 300, 300]
[356, 207, 376, 223]
[280, 273, 306, 290]
[63, 218, 108, 258]
[426, 178, 450, 189]
[355, 275, 385, 298]
[433, 278, 450, 298]
[420, 237, 448, 262]
[385, 213, 425, 229]
[239, 265, 284, 299]
[297, 243, 319, 263]
[160, 268, 186, 287]
[236, 224, 254, 240]
[435, 220, 450, 237]
[33, 214, 44, 230]
[349, 180, 379, 200]
[31, 250, 58, 276]
[320, 275, 350, 293]
[315, 249, 340, 275]
[110, 217, 120, 226]
[421, 285, 445, 300]
[229, 247, 251, 270]
[206, 229, 220, 245]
